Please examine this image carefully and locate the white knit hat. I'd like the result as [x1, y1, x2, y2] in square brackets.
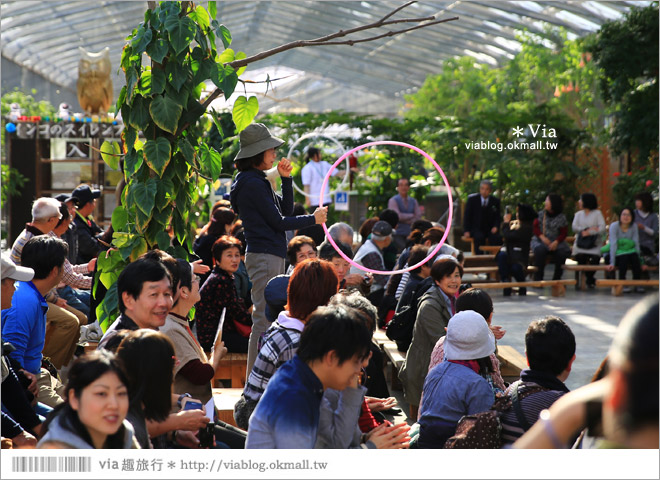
[444, 310, 495, 360]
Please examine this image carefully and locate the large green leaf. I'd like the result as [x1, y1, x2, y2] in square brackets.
[124, 149, 144, 180]
[126, 66, 139, 104]
[131, 25, 153, 55]
[166, 61, 190, 92]
[130, 237, 148, 261]
[235, 51, 247, 76]
[111, 206, 129, 231]
[208, 1, 217, 20]
[122, 127, 136, 153]
[151, 68, 166, 95]
[144, 137, 172, 177]
[164, 15, 196, 55]
[146, 38, 169, 63]
[155, 177, 174, 210]
[210, 62, 238, 98]
[198, 143, 223, 179]
[100, 141, 121, 170]
[232, 96, 259, 132]
[149, 94, 183, 134]
[156, 230, 172, 250]
[172, 153, 189, 183]
[178, 138, 195, 163]
[128, 95, 150, 131]
[190, 5, 210, 31]
[97, 281, 119, 333]
[217, 24, 232, 49]
[132, 177, 158, 217]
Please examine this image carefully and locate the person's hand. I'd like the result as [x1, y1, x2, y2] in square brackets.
[606, 264, 615, 271]
[313, 206, 328, 224]
[463, 231, 471, 239]
[174, 430, 200, 448]
[175, 409, 209, 431]
[55, 298, 68, 308]
[343, 273, 363, 286]
[19, 369, 38, 396]
[503, 213, 512, 223]
[87, 258, 97, 272]
[490, 325, 506, 340]
[491, 226, 498, 234]
[12, 431, 37, 448]
[213, 340, 228, 361]
[277, 158, 293, 178]
[636, 222, 645, 231]
[362, 273, 373, 286]
[366, 396, 397, 412]
[191, 260, 210, 275]
[549, 240, 558, 251]
[366, 423, 411, 449]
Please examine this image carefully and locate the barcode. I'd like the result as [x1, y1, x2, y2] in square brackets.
[12, 456, 91, 472]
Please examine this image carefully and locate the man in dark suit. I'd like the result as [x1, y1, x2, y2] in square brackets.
[463, 180, 502, 254]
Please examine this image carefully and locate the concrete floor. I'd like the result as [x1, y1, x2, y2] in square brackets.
[385, 284, 659, 425]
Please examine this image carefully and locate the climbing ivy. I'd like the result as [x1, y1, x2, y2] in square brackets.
[97, 1, 259, 329]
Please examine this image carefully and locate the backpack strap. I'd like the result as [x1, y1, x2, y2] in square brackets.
[511, 381, 531, 431]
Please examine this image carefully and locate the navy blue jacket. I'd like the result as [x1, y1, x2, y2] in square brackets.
[231, 169, 315, 258]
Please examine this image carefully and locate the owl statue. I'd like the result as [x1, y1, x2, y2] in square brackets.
[77, 47, 113, 114]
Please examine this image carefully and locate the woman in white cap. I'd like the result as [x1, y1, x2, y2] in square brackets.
[417, 310, 496, 448]
[230, 123, 328, 374]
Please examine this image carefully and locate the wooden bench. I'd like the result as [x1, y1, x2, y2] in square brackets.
[463, 265, 538, 281]
[373, 328, 391, 349]
[563, 264, 609, 290]
[463, 254, 497, 268]
[382, 342, 406, 390]
[208, 353, 248, 388]
[495, 345, 527, 384]
[470, 279, 576, 297]
[479, 245, 503, 256]
[211, 387, 243, 427]
[595, 279, 659, 296]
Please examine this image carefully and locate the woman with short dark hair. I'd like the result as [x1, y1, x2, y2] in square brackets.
[633, 192, 658, 264]
[195, 235, 252, 353]
[193, 207, 236, 276]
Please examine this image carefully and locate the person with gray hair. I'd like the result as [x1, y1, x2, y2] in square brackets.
[350, 220, 393, 293]
[10, 198, 62, 265]
[328, 222, 354, 248]
[463, 179, 502, 254]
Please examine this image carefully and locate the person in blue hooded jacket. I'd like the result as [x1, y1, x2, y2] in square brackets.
[230, 123, 328, 375]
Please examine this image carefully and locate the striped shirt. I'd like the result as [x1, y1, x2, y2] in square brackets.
[499, 381, 566, 445]
[243, 312, 303, 403]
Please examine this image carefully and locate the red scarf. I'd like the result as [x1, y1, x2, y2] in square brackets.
[448, 359, 480, 374]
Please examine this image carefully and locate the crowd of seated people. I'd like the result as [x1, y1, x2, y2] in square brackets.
[1, 160, 657, 453]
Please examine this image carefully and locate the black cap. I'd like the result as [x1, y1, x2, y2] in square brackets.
[371, 220, 393, 237]
[71, 185, 101, 206]
[55, 193, 79, 205]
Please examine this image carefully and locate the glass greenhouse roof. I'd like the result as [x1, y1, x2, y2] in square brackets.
[1, 1, 651, 115]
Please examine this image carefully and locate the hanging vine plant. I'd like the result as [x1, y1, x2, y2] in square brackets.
[96, 1, 260, 328]
[96, 0, 458, 329]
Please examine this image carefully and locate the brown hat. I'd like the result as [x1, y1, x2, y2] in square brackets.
[234, 123, 284, 161]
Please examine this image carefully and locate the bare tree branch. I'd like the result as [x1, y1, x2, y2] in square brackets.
[178, 1, 459, 136]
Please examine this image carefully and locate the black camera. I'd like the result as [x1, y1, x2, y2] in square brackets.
[198, 421, 215, 448]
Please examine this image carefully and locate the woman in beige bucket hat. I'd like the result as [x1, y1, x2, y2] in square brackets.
[230, 123, 328, 374]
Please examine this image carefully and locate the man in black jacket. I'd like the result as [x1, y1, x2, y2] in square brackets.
[71, 184, 106, 264]
[230, 123, 327, 375]
[463, 180, 502, 254]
